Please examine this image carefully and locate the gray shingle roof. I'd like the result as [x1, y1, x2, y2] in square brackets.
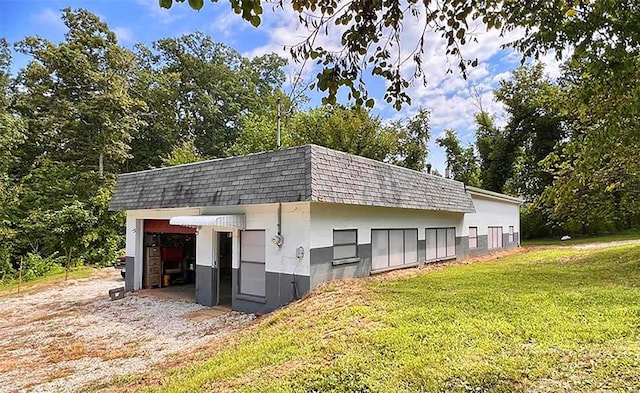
[110, 145, 475, 213]
[310, 145, 475, 213]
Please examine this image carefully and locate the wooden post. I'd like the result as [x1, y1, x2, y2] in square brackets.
[18, 256, 23, 294]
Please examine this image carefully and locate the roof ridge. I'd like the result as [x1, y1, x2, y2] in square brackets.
[308, 144, 464, 186]
[119, 145, 311, 177]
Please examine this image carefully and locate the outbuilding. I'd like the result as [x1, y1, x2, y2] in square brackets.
[110, 145, 522, 313]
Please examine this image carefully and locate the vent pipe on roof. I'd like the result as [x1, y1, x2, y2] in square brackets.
[276, 97, 282, 148]
[426, 163, 432, 174]
[445, 165, 451, 179]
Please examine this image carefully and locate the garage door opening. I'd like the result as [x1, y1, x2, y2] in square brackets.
[142, 220, 197, 302]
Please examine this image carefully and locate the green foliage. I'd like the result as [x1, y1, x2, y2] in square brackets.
[130, 33, 287, 166]
[435, 129, 480, 186]
[390, 108, 430, 171]
[289, 105, 398, 162]
[494, 64, 566, 200]
[162, 138, 204, 166]
[134, 245, 640, 392]
[160, 0, 640, 111]
[20, 253, 65, 281]
[229, 112, 290, 156]
[13, 8, 144, 176]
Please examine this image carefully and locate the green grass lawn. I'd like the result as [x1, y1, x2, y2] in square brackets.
[126, 244, 640, 393]
[0, 266, 95, 298]
[522, 229, 640, 246]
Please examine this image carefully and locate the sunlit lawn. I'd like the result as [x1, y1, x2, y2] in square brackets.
[110, 244, 640, 392]
[0, 266, 95, 298]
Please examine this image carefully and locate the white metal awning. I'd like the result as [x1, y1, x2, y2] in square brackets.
[169, 215, 245, 230]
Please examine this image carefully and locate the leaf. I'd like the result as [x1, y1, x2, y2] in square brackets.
[249, 15, 261, 27]
[159, 0, 173, 9]
[365, 98, 374, 108]
[188, 0, 204, 10]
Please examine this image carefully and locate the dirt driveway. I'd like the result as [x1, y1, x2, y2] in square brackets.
[0, 269, 255, 393]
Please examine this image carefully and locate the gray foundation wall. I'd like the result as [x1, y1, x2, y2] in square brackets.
[125, 256, 135, 291]
[197, 232, 519, 314]
[310, 244, 372, 288]
[231, 268, 310, 314]
[309, 233, 521, 287]
[456, 232, 520, 259]
[196, 265, 217, 306]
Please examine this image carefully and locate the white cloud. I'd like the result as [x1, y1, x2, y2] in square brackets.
[136, 0, 186, 24]
[239, 4, 534, 168]
[112, 27, 133, 43]
[33, 8, 65, 31]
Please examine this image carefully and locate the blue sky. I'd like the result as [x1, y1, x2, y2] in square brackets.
[0, 0, 561, 171]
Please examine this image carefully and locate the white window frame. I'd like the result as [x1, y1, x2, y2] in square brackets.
[508, 226, 514, 243]
[469, 227, 478, 249]
[239, 230, 266, 298]
[426, 227, 456, 262]
[371, 229, 418, 271]
[332, 229, 358, 261]
[488, 226, 503, 249]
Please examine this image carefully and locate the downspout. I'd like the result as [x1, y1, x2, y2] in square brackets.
[277, 202, 282, 239]
[277, 202, 299, 300]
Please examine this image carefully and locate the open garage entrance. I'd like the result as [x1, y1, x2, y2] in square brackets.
[142, 219, 197, 302]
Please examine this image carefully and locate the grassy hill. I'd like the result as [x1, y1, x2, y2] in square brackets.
[114, 244, 640, 392]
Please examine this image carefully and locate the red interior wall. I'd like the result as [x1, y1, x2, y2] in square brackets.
[144, 219, 196, 234]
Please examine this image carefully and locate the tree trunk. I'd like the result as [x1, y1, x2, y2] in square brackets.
[65, 249, 72, 281]
[99, 151, 104, 177]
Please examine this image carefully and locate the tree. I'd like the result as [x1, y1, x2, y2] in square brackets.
[390, 108, 430, 171]
[288, 105, 398, 162]
[13, 8, 143, 177]
[49, 202, 97, 280]
[494, 64, 566, 200]
[435, 129, 480, 186]
[536, 55, 640, 235]
[129, 33, 287, 165]
[6, 9, 134, 279]
[474, 111, 517, 193]
[161, 0, 640, 110]
[162, 138, 204, 166]
[0, 39, 24, 279]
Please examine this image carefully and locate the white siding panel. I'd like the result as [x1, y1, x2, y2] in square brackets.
[426, 229, 437, 261]
[389, 230, 404, 267]
[446, 228, 456, 257]
[404, 229, 418, 264]
[372, 230, 389, 270]
[436, 228, 447, 259]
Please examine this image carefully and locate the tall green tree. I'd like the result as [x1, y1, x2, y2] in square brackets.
[494, 64, 566, 200]
[13, 8, 143, 177]
[0, 39, 25, 279]
[536, 55, 640, 235]
[435, 129, 480, 186]
[390, 108, 431, 172]
[129, 33, 287, 168]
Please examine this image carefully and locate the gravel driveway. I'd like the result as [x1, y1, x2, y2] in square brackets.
[0, 269, 255, 393]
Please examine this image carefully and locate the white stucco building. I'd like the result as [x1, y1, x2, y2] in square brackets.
[110, 145, 521, 313]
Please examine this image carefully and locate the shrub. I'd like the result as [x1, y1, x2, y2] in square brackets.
[20, 253, 65, 281]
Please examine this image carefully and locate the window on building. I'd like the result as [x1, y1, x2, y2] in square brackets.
[469, 227, 478, 249]
[488, 226, 503, 249]
[371, 229, 418, 271]
[333, 229, 358, 260]
[240, 230, 266, 297]
[508, 226, 514, 243]
[426, 227, 456, 261]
